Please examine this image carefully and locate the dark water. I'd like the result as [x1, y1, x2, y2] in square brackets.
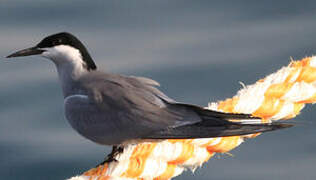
[1, 1, 316, 179]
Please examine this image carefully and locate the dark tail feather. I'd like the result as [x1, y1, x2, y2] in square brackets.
[170, 103, 262, 127]
[173, 103, 259, 120]
[143, 122, 293, 139]
[143, 103, 293, 139]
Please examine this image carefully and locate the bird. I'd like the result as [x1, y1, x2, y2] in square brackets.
[6, 32, 292, 162]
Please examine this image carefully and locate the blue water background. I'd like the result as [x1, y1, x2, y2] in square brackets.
[1, 1, 316, 179]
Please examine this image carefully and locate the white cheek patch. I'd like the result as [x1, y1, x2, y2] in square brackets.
[40, 48, 52, 58]
[40, 45, 84, 66]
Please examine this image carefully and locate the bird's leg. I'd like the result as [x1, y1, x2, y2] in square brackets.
[97, 146, 124, 167]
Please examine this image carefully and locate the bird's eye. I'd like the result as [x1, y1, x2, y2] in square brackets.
[52, 39, 63, 46]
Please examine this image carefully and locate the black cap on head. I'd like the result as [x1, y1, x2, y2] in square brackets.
[37, 32, 97, 71]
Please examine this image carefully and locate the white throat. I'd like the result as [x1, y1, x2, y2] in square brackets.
[41, 45, 88, 97]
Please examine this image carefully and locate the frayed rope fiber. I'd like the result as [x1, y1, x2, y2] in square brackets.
[68, 56, 316, 180]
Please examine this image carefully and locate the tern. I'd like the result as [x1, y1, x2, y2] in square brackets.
[7, 32, 292, 162]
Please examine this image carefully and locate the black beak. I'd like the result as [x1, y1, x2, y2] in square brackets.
[6, 47, 45, 58]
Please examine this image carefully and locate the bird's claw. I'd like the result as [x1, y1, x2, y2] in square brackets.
[96, 146, 124, 167]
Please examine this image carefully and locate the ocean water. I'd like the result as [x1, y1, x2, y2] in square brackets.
[1, 1, 316, 179]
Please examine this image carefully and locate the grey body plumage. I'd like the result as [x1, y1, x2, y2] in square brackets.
[7, 32, 292, 146]
[64, 71, 201, 145]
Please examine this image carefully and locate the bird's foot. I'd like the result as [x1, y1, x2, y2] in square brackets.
[96, 146, 124, 167]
